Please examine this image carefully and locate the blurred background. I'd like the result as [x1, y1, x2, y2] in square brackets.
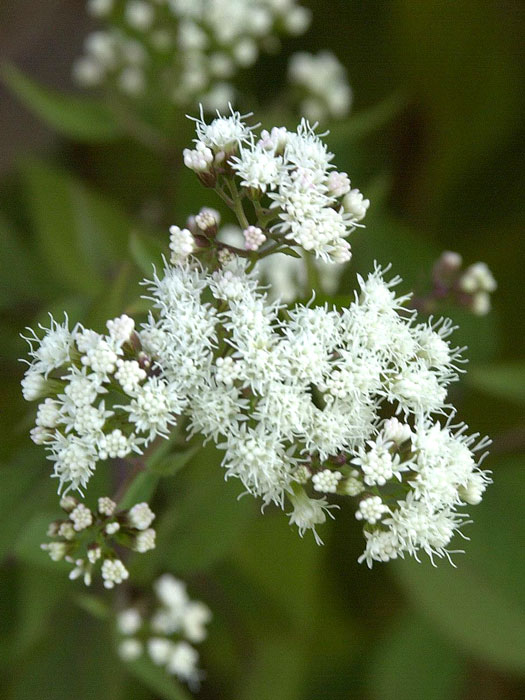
[0, 1, 524, 698]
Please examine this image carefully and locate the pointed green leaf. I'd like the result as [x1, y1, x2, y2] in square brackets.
[150, 445, 201, 476]
[74, 593, 111, 621]
[327, 91, 407, 143]
[1, 63, 121, 142]
[0, 216, 48, 308]
[118, 470, 161, 511]
[23, 160, 130, 296]
[8, 605, 123, 700]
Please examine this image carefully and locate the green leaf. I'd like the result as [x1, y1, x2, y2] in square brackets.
[146, 446, 254, 576]
[124, 655, 192, 700]
[13, 510, 63, 570]
[467, 362, 525, 406]
[393, 459, 525, 676]
[280, 246, 302, 259]
[85, 261, 140, 331]
[22, 160, 130, 296]
[119, 470, 161, 511]
[350, 211, 438, 290]
[231, 511, 328, 700]
[1, 63, 121, 142]
[150, 445, 202, 476]
[370, 614, 465, 700]
[129, 229, 166, 275]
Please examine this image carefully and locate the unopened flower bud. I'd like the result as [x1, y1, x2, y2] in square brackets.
[195, 207, 220, 233]
[60, 495, 78, 513]
[343, 188, 370, 222]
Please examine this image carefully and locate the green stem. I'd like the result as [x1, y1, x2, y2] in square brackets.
[214, 185, 234, 208]
[305, 253, 322, 294]
[253, 200, 277, 228]
[227, 179, 250, 229]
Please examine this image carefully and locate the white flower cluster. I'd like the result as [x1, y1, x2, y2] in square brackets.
[21, 314, 183, 494]
[353, 418, 490, 566]
[117, 574, 211, 688]
[288, 51, 352, 122]
[41, 497, 156, 586]
[141, 257, 490, 563]
[184, 111, 369, 262]
[75, 0, 311, 109]
[22, 108, 491, 568]
[431, 251, 497, 316]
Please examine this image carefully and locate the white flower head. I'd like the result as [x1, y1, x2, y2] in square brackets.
[288, 489, 336, 545]
[355, 496, 389, 524]
[133, 527, 156, 552]
[101, 558, 129, 588]
[193, 107, 253, 152]
[343, 188, 370, 222]
[48, 433, 98, 495]
[98, 496, 117, 516]
[128, 502, 156, 530]
[167, 641, 200, 683]
[22, 315, 73, 376]
[21, 370, 49, 402]
[106, 315, 135, 345]
[312, 469, 342, 494]
[70, 503, 93, 531]
[118, 638, 143, 661]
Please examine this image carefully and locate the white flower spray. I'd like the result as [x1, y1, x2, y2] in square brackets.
[21, 108, 494, 688]
[22, 111, 492, 567]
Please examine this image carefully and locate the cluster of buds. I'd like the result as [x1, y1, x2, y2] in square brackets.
[21, 313, 184, 495]
[170, 207, 231, 266]
[116, 574, 211, 688]
[41, 496, 156, 588]
[182, 111, 369, 263]
[414, 251, 497, 316]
